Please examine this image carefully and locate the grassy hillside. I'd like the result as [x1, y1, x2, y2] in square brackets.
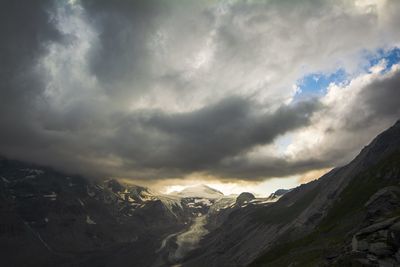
[250, 151, 400, 267]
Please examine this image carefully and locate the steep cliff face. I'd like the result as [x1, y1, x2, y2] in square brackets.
[182, 120, 400, 267]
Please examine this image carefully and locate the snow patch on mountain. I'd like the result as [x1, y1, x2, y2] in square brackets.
[174, 215, 209, 260]
[86, 215, 96, 224]
[172, 185, 224, 199]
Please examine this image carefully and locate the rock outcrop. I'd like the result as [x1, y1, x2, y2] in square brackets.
[236, 192, 255, 205]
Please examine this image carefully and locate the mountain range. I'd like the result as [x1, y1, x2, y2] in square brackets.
[1, 120, 400, 266]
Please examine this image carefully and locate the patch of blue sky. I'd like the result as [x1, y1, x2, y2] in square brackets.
[294, 47, 400, 102]
[294, 68, 348, 101]
[361, 47, 400, 74]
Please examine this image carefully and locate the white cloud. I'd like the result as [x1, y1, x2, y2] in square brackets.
[76, 0, 400, 114]
[285, 63, 400, 167]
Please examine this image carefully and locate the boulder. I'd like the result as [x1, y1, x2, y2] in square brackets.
[357, 216, 399, 236]
[365, 186, 400, 220]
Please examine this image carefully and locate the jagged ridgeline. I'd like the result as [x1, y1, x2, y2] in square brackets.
[181, 120, 400, 267]
[249, 122, 400, 267]
[1, 120, 400, 267]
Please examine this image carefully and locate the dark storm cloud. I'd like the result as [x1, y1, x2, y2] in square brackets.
[358, 71, 400, 124]
[108, 98, 320, 177]
[339, 70, 400, 133]
[0, 1, 60, 76]
[0, 0, 322, 180]
[211, 68, 400, 180]
[1, 0, 400, 182]
[82, 0, 167, 86]
[213, 156, 325, 180]
[80, 0, 218, 105]
[0, 0, 61, 150]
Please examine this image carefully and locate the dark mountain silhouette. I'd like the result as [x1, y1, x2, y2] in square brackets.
[1, 120, 399, 266]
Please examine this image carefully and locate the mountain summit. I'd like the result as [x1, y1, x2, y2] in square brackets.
[175, 185, 224, 199]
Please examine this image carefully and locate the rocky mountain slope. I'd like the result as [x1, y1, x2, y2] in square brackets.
[2, 119, 398, 267]
[0, 159, 280, 266]
[0, 161, 187, 266]
[181, 120, 400, 267]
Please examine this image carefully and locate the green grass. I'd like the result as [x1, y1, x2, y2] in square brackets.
[251, 182, 321, 225]
[319, 151, 400, 232]
[250, 151, 400, 267]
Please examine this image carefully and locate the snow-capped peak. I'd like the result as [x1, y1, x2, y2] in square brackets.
[174, 185, 224, 199]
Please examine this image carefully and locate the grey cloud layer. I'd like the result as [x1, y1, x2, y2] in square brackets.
[109, 98, 319, 176]
[0, 0, 60, 152]
[0, 0, 400, 181]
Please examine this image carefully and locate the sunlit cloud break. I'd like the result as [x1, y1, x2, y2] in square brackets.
[0, 0, 400, 194]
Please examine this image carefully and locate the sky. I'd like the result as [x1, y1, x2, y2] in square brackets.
[1, 0, 400, 196]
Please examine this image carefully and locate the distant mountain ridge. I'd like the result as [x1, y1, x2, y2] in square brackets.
[3, 120, 399, 267]
[265, 188, 292, 202]
[0, 159, 279, 266]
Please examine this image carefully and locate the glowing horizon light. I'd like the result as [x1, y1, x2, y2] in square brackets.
[160, 176, 300, 197]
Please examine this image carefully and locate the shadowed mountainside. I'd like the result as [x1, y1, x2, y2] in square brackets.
[1, 120, 399, 267]
[181, 120, 400, 267]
